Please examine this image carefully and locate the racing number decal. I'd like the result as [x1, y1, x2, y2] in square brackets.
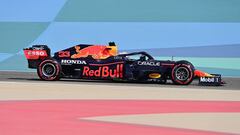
[58, 51, 70, 58]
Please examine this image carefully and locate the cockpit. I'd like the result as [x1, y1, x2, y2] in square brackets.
[118, 51, 154, 61]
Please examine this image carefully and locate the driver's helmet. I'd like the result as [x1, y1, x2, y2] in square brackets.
[140, 55, 146, 61]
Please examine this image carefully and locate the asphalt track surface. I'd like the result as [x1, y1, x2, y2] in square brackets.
[1, 71, 240, 135]
[0, 71, 240, 90]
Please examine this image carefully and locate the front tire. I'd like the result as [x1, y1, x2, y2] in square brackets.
[37, 59, 61, 81]
[171, 62, 194, 85]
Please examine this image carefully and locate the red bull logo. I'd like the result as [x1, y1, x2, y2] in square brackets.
[82, 64, 123, 78]
[71, 45, 117, 59]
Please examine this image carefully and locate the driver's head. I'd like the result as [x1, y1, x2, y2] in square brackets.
[140, 55, 146, 61]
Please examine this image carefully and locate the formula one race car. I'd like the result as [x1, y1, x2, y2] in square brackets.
[23, 42, 223, 85]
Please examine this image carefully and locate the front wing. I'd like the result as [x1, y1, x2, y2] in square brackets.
[198, 74, 222, 86]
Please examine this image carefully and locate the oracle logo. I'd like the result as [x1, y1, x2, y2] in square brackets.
[82, 64, 123, 78]
[138, 61, 160, 66]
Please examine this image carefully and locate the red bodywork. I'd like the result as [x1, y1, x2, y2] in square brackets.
[71, 45, 117, 59]
[23, 50, 48, 60]
[194, 70, 213, 77]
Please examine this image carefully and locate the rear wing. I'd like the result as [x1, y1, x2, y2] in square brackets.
[23, 45, 51, 68]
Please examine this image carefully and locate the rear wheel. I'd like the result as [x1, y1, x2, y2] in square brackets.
[37, 59, 61, 81]
[171, 62, 194, 85]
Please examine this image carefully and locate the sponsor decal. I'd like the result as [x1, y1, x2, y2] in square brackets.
[161, 63, 175, 66]
[149, 73, 161, 79]
[200, 77, 215, 83]
[71, 45, 117, 59]
[23, 50, 48, 59]
[199, 76, 221, 85]
[114, 56, 123, 60]
[61, 59, 87, 65]
[137, 61, 160, 66]
[82, 64, 123, 78]
[58, 51, 70, 58]
[27, 50, 47, 56]
[32, 46, 45, 50]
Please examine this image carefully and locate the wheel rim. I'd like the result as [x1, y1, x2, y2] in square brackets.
[175, 67, 189, 81]
[42, 63, 56, 77]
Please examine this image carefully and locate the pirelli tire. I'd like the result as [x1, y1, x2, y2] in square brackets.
[37, 59, 61, 81]
[171, 61, 194, 85]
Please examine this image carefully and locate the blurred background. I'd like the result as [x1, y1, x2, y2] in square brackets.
[0, 0, 240, 76]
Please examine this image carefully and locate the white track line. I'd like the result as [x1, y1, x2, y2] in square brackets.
[1, 81, 240, 101]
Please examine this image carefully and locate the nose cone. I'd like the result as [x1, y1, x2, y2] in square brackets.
[194, 70, 213, 77]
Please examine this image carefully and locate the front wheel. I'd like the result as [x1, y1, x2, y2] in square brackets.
[171, 63, 194, 85]
[37, 59, 61, 81]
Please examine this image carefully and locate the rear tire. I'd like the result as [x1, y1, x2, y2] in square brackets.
[37, 59, 61, 81]
[171, 62, 194, 85]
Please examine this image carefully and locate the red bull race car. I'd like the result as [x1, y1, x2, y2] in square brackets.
[23, 42, 223, 85]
